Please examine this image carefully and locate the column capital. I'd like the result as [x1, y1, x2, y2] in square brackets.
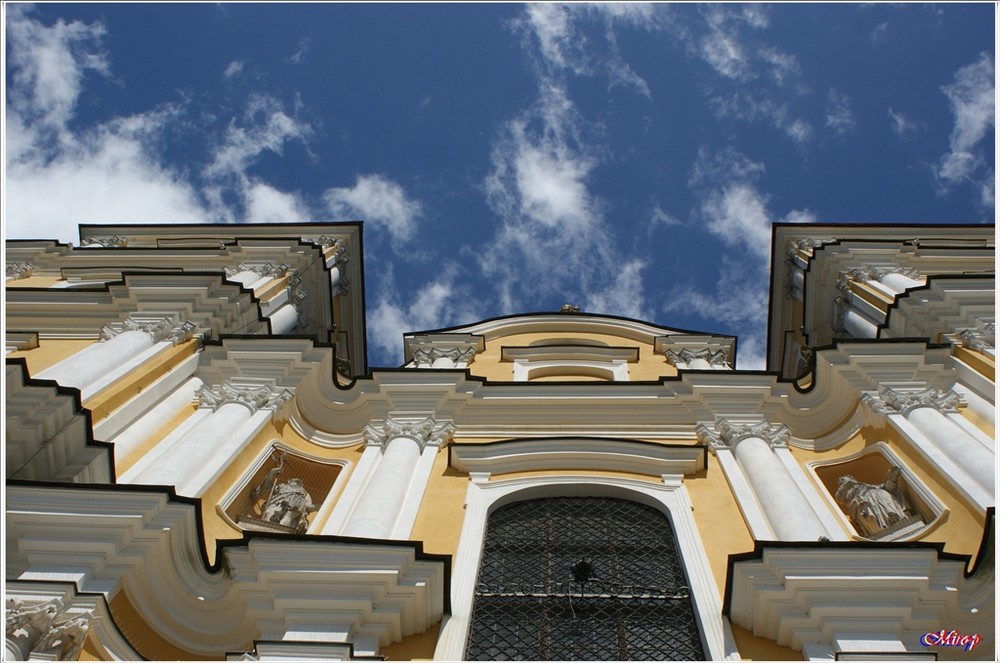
[99, 315, 199, 345]
[6, 261, 35, 280]
[958, 321, 995, 352]
[363, 417, 455, 450]
[196, 380, 294, 415]
[850, 263, 920, 282]
[696, 418, 789, 452]
[664, 347, 729, 369]
[861, 386, 963, 416]
[413, 346, 478, 366]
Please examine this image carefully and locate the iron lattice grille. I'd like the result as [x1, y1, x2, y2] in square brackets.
[465, 497, 706, 661]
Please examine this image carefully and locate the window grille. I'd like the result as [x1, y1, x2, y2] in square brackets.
[465, 497, 706, 660]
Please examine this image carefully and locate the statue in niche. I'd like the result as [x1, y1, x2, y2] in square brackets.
[261, 477, 317, 532]
[835, 467, 915, 538]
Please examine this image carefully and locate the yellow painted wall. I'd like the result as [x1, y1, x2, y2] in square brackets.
[686, 455, 756, 601]
[466, 331, 679, 382]
[787, 425, 988, 558]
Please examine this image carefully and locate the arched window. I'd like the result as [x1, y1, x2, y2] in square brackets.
[465, 496, 705, 660]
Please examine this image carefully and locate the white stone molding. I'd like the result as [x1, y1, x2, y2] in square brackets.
[5, 331, 40, 354]
[6, 261, 35, 280]
[6, 485, 447, 659]
[227, 640, 360, 660]
[224, 261, 291, 281]
[728, 546, 994, 658]
[449, 437, 706, 477]
[861, 386, 994, 511]
[503, 344, 637, 381]
[338, 418, 455, 539]
[697, 419, 837, 541]
[433, 475, 740, 661]
[6, 360, 112, 483]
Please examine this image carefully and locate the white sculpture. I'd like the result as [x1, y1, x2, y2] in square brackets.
[835, 467, 914, 537]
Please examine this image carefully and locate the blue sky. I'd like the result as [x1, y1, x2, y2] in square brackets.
[4, 3, 995, 369]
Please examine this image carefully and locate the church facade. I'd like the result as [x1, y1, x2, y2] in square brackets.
[5, 222, 994, 661]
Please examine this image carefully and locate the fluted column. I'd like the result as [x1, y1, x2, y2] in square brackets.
[122, 381, 293, 497]
[341, 418, 454, 540]
[35, 316, 197, 396]
[862, 387, 994, 510]
[697, 419, 837, 541]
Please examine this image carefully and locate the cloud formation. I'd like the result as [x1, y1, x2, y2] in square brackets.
[324, 174, 424, 245]
[935, 52, 994, 203]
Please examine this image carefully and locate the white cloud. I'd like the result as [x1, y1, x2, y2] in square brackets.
[367, 265, 480, 365]
[515, 3, 656, 96]
[758, 46, 802, 88]
[584, 258, 648, 320]
[324, 174, 423, 244]
[825, 88, 855, 135]
[5, 9, 319, 242]
[870, 22, 889, 44]
[5, 5, 111, 141]
[936, 52, 995, 190]
[288, 36, 311, 64]
[709, 91, 813, 145]
[689, 145, 765, 187]
[223, 60, 244, 79]
[887, 108, 919, 138]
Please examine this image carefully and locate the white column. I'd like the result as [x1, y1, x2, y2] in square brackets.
[862, 387, 995, 510]
[698, 420, 832, 541]
[107, 376, 204, 463]
[35, 317, 197, 394]
[341, 418, 454, 540]
[327, 242, 350, 296]
[124, 381, 293, 497]
[225, 262, 289, 292]
[834, 297, 878, 338]
[268, 303, 299, 334]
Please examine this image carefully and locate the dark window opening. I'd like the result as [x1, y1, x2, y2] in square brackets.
[465, 496, 706, 661]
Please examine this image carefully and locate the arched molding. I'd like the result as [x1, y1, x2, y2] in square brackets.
[433, 474, 740, 661]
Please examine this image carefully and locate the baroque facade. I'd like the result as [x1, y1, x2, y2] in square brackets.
[4, 221, 995, 661]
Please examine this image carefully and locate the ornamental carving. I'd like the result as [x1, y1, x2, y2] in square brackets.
[363, 417, 455, 450]
[6, 598, 92, 661]
[80, 235, 128, 247]
[224, 261, 290, 279]
[413, 346, 478, 366]
[196, 381, 294, 415]
[664, 347, 728, 368]
[786, 236, 836, 260]
[6, 261, 35, 280]
[958, 322, 995, 352]
[696, 419, 790, 452]
[849, 264, 921, 282]
[861, 386, 963, 416]
[98, 317, 197, 344]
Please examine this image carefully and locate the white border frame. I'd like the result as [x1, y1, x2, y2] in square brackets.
[432, 474, 739, 661]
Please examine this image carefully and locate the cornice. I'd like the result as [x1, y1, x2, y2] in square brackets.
[6, 483, 448, 658]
